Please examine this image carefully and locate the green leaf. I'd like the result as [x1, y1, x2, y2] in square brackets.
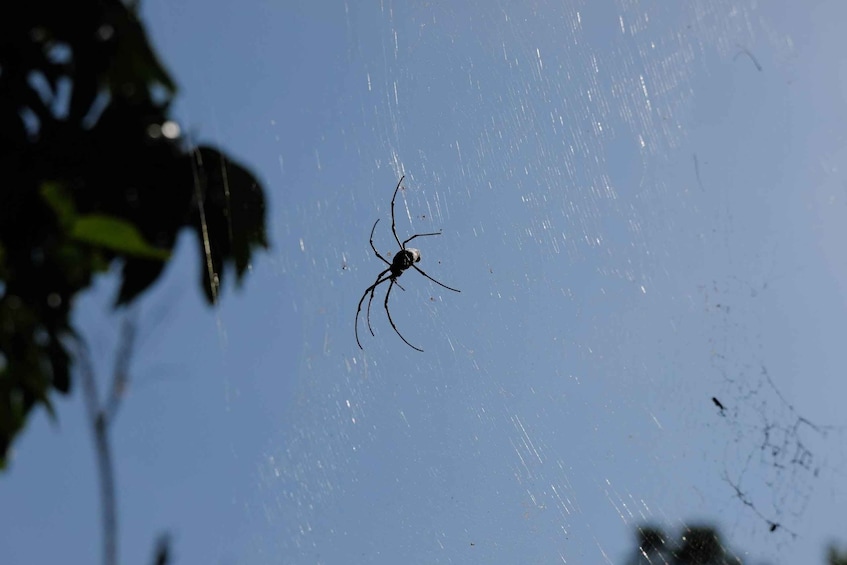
[40, 182, 77, 229]
[71, 215, 171, 260]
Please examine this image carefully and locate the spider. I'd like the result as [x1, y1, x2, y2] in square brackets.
[355, 176, 460, 352]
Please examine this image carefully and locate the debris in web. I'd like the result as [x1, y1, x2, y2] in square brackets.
[702, 273, 845, 539]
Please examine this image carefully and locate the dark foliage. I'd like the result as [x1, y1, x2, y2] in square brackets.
[0, 0, 268, 468]
[150, 534, 170, 565]
[830, 544, 847, 565]
[626, 524, 743, 565]
[628, 524, 847, 564]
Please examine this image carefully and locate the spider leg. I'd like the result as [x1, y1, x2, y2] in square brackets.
[390, 175, 405, 248]
[384, 277, 424, 352]
[355, 268, 391, 349]
[369, 219, 391, 266]
[413, 265, 461, 293]
[402, 231, 442, 248]
[365, 274, 389, 337]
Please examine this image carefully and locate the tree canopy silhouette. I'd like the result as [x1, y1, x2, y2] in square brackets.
[626, 524, 847, 565]
[0, 0, 268, 468]
[625, 524, 743, 565]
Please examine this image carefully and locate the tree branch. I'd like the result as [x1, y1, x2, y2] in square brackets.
[75, 318, 137, 565]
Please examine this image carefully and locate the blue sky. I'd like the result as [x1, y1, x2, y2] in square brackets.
[3, 1, 847, 563]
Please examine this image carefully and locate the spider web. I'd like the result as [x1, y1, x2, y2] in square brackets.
[701, 261, 847, 542]
[246, 2, 847, 564]
[11, 1, 834, 564]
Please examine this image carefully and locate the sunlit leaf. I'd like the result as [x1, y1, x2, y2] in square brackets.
[71, 215, 170, 260]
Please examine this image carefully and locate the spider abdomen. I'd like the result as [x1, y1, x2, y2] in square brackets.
[394, 248, 421, 270]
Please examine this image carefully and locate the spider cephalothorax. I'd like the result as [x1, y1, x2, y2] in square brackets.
[355, 176, 460, 352]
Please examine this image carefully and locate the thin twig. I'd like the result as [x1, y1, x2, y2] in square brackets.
[75, 318, 137, 565]
[104, 321, 136, 425]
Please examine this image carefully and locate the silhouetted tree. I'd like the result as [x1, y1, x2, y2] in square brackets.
[627, 526, 671, 564]
[624, 524, 743, 565]
[829, 544, 847, 565]
[0, 0, 267, 469]
[2, 2, 267, 563]
[628, 524, 847, 565]
[675, 526, 742, 565]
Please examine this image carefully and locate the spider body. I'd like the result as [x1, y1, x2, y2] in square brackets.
[355, 176, 460, 352]
[392, 248, 420, 272]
